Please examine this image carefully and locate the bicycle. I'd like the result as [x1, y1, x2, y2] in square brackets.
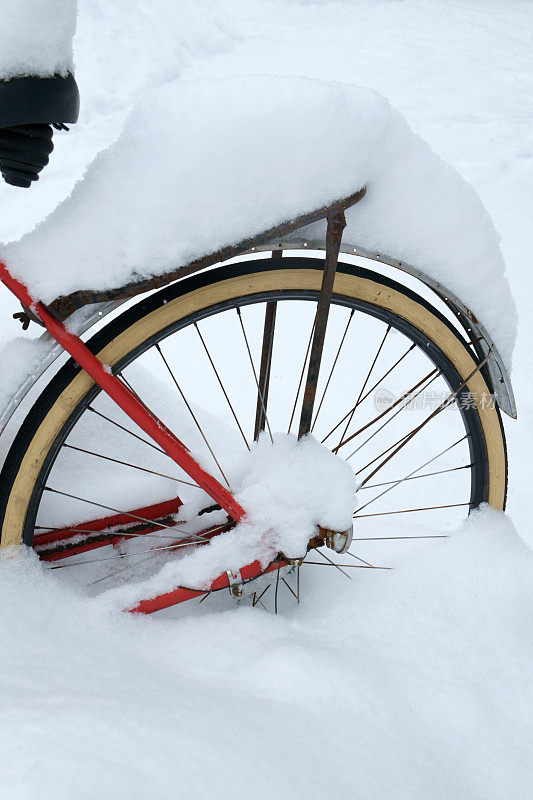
[0, 185, 512, 614]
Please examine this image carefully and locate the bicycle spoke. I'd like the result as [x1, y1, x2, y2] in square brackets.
[311, 308, 354, 431]
[353, 502, 470, 519]
[235, 307, 274, 443]
[355, 430, 413, 475]
[48, 537, 213, 569]
[36, 524, 119, 535]
[352, 343, 417, 411]
[254, 301, 277, 441]
[359, 464, 472, 491]
[87, 406, 167, 456]
[321, 328, 416, 446]
[61, 443, 201, 488]
[346, 371, 442, 461]
[354, 435, 468, 515]
[274, 559, 282, 613]
[304, 561, 391, 570]
[358, 354, 490, 487]
[329, 323, 391, 447]
[345, 550, 374, 568]
[41, 521, 229, 562]
[329, 341, 417, 449]
[155, 342, 230, 487]
[117, 372, 145, 402]
[42, 486, 208, 539]
[338, 367, 440, 456]
[355, 384, 462, 477]
[255, 595, 269, 611]
[253, 583, 271, 608]
[90, 548, 166, 585]
[35, 522, 194, 545]
[314, 547, 352, 580]
[88, 518, 228, 587]
[194, 321, 250, 450]
[281, 576, 298, 601]
[351, 535, 448, 541]
[287, 315, 316, 434]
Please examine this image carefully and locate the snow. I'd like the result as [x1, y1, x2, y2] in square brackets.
[0, 1, 531, 797]
[0, 335, 52, 420]
[0, 1, 77, 80]
[0, 506, 531, 799]
[106, 433, 356, 608]
[1, 74, 516, 367]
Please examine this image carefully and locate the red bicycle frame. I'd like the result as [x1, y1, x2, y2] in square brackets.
[0, 260, 273, 611]
[0, 200, 350, 612]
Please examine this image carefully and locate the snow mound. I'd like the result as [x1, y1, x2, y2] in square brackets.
[105, 433, 357, 609]
[1, 76, 516, 366]
[0, 1, 77, 79]
[0, 506, 530, 798]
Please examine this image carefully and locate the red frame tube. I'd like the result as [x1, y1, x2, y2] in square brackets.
[129, 557, 288, 614]
[33, 496, 184, 561]
[0, 261, 246, 523]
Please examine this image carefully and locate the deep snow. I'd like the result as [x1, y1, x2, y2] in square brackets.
[0, 2, 531, 799]
[0, 506, 531, 799]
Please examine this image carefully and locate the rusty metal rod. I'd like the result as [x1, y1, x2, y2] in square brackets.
[48, 187, 366, 321]
[254, 300, 277, 441]
[298, 207, 346, 439]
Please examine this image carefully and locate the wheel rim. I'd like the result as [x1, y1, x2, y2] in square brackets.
[28, 302, 486, 568]
[0, 259, 505, 604]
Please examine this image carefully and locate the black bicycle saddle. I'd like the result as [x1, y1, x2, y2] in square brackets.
[0, 72, 79, 188]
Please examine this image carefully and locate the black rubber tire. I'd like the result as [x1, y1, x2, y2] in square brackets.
[0, 258, 507, 549]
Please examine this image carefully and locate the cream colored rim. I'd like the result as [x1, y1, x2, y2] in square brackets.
[1, 268, 506, 547]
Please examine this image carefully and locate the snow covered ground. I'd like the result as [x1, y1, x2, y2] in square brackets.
[2, 507, 531, 799]
[0, 1, 532, 798]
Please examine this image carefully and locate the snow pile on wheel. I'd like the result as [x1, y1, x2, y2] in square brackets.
[105, 433, 356, 608]
[0, 75, 516, 365]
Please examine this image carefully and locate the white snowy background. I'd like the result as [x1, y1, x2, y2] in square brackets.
[0, 2, 531, 798]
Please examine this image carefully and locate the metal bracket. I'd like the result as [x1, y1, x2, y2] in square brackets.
[13, 304, 44, 330]
[47, 188, 366, 321]
[298, 206, 346, 438]
[226, 569, 243, 597]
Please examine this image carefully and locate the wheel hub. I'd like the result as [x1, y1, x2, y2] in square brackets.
[322, 524, 353, 554]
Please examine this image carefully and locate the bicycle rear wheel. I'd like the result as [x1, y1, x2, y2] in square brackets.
[0, 257, 507, 600]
